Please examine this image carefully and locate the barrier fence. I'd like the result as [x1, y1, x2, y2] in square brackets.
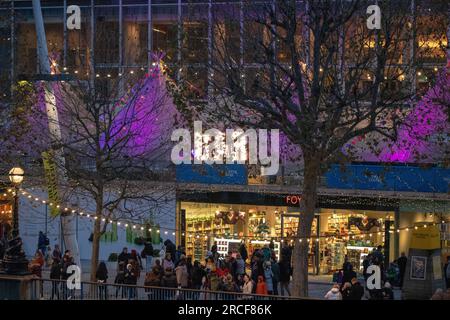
[32, 278, 304, 301]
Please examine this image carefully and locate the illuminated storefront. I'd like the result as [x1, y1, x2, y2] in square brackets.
[177, 190, 449, 275]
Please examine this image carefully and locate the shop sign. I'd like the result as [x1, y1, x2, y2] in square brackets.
[176, 163, 247, 185]
[410, 225, 441, 250]
[325, 164, 449, 193]
[286, 195, 302, 205]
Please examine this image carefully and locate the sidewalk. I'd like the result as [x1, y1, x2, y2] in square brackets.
[41, 259, 402, 299]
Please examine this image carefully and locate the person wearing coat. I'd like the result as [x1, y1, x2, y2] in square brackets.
[255, 275, 268, 295]
[324, 284, 343, 300]
[175, 261, 189, 288]
[263, 261, 274, 294]
[348, 278, 364, 300]
[235, 253, 246, 276]
[191, 260, 206, 289]
[278, 259, 291, 296]
[239, 242, 248, 262]
[141, 242, 154, 273]
[50, 260, 62, 300]
[242, 274, 253, 298]
[162, 253, 175, 271]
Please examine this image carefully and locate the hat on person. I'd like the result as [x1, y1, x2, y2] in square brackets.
[384, 282, 392, 289]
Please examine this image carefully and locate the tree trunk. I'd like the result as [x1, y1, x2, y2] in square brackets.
[61, 214, 81, 267]
[291, 154, 320, 297]
[90, 193, 103, 282]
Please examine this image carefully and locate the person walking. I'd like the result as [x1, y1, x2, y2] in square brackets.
[141, 242, 154, 273]
[263, 261, 274, 295]
[341, 282, 352, 300]
[271, 257, 280, 295]
[235, 253, 245, 278]
[239, 241, 248, 263]
[37, 231, 49, 256]
[191, 260, 206, 290]
[162, 253, 175, 271]
[242, 274, 253, 299]
[255, 275, 268, 295]
[144, 267, 162, 300]
[324, 284, 342, 300]
[96, 261, 108, 300]
[397, 252, 407, 288]
[124, 263, 137, 300]
[348, 277, 364, 300]
[279, 259, 291, 296]
[175, 259, 189, 289]
[52, 245, 62, 264]
[444, 256, 450, 289]
[118, 247, 130, 266]
[49, 260, 61, 300]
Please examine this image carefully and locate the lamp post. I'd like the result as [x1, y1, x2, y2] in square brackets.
[8, 167, 24, 238]
[2, 167, 28, 275]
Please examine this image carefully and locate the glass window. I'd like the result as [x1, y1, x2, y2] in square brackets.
[152, 5, 178, 63]
[67, 6, 91, 78]
[15, 9, 36, 77]
[0, 8, 11, 101]
[182, 4, 208, 64]
[94, 7, 119, 64]
[123, 6, 148, 66]
[43, 8, 64, 69]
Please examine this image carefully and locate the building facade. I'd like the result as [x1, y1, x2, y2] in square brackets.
[0, 0, 448, 272]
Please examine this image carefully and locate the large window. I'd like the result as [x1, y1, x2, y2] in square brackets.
[152, 5, 178, 63]
[67, 6, 91, 77]
[124, 6, 148, 66]
[182, 4, 208, 64]
[94, 7, 119, 64]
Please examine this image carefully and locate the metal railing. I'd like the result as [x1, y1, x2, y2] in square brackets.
[32, 278, 304, 301]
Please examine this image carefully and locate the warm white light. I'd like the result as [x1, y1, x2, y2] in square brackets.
[9, 167, 24, 185]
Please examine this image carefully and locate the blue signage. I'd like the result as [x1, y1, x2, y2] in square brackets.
[325, 164, 449, 193]
[176, 164, 248, 185]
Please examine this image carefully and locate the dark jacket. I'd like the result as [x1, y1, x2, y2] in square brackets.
[161, 271, 178, 288]
[141, 243, 154, 259]
[239, 244, 248, 262]
[124, 268, 137, 285]
[50, 263, 62, 280]
[96, 268, 108, 282]
[271, 262, 280, 283]
[191, 266, 206, 287]
[397, 256, 407, 273]
[164, 240, 176, 261]
[118, 252, 130, 265]
[279, 261, 291, 282]
[348, 282, 364, 300]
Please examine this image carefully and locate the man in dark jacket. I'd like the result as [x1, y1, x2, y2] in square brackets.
[397, 252, 408, 288]
[348, 278, 365, 300]
[164, 239, 176, 262]
[49, 260, 62, 300]
[118, 247, 130, 266]
[141, 242, 154, 273]
[239, 242, 248, 262]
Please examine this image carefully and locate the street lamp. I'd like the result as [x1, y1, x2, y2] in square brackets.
[2, 167, 29, 275]
[9, 167, 24, 238]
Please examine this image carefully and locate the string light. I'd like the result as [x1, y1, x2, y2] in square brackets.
[10, 188, 448, 243]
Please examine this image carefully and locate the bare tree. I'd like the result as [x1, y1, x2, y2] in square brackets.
[190, 0, 449, 296]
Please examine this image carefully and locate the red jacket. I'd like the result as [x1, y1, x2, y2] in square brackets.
[255, 276, 268, 295]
